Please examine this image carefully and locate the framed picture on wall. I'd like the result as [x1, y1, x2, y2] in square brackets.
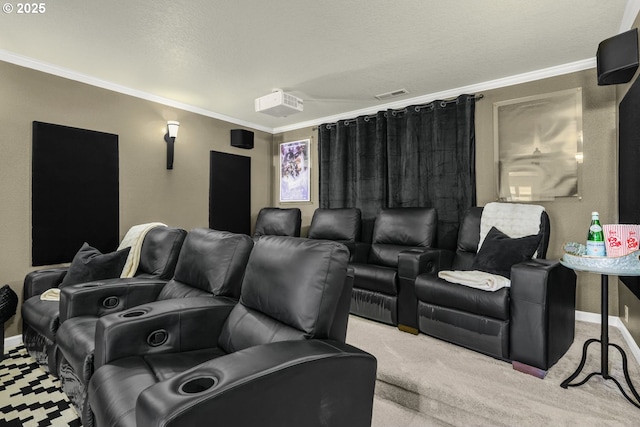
[279, 138, 310, 202]
[494, 87, 583, 202]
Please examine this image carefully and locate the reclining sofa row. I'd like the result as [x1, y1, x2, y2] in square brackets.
[261, 203, 577, 376]
[22, 228, 377, 427]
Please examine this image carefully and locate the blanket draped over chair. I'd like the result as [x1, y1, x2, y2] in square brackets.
[438, 270, 511, 291]
[478, 202, 544, 255]
[438, 202, 545, 292]
[117, 222, 167, 277]
[39, 222, 167, 301]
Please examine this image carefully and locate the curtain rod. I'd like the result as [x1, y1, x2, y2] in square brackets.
[317, 94, 483, 129]
[352, 94, 484, 124]
[391, 93, 484, 113]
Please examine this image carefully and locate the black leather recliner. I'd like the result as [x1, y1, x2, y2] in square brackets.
[55, 228, 254, 426]
[87, 236, 376, 427]
[21, 226, 187, 375]
[307, 208, 364, 262]
[410, 204, 576, 374]
[253, 207, 302, 238]
[349, 207, 439, 329]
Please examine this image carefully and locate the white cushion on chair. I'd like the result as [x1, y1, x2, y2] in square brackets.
[478, 202, 545, 255]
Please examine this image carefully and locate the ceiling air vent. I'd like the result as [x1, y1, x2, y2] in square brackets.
[375, 88, 409, 101]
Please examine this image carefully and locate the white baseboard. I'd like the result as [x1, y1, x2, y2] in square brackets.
[3, 334, 22, 350]
[575, 310, 640, 365]
[5, 311, 640, 364]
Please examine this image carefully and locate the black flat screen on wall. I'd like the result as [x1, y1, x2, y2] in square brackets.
[32, 121, 119, 266]
[618, 77, 640, 298]
[209, 151, 251, 235]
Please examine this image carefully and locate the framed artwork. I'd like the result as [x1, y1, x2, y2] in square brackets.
[494, 87, 583, 202]
[279, 138, 310, 202]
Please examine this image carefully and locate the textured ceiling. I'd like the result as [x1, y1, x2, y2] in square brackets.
[0, 0, 633, 133]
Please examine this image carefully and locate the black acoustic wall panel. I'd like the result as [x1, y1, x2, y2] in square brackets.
[209, 151, 251, 235]
[230, 129, 254, 149]
[32, 121, 119, 266]
[618, 75, 640, 298]
[597, 28, 639, 86]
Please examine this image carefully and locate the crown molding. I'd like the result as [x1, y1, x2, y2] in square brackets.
[0, 49, 273, 134]
[1, 49, 595, 135]
[272, 58, 596, 134]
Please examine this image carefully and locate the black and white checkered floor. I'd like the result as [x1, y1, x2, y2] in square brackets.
[1, 345, 81, 426]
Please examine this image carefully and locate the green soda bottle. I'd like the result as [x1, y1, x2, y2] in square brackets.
[586, 211, 606, 256]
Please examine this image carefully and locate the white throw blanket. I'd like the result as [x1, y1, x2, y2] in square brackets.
[438, 270, 511, 292]
[478, 202, 545, 257]
[39, 222, 167, 301]
[118, 222, 167, 278]
[40, 288, 60, 301]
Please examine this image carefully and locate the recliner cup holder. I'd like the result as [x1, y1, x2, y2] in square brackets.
[147, 329, 168, 347]
[179, 376, 217, 394]
[122, 309, 148, 318]
[102, 296, 119, 309]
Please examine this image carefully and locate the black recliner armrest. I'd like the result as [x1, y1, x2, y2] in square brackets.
[397, 248, 455, 332]
[509, 259, 577, 371]
[23, 268, 69, 300]
[59, 278, 168, 322]
[94, 296, 237, 368]
[130, 340, 377, 427]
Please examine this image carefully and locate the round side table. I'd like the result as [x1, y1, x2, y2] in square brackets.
[559, 259, 640, 409]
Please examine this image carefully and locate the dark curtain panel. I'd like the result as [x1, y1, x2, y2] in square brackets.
[318, 112, 387, 241]
[386, 95, 476, 249]
[318, 95, 476, 248]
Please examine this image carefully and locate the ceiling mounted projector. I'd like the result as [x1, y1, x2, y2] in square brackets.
[255, 89, 303, 117]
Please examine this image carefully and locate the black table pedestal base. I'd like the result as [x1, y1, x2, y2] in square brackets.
[561, 337, 640, 409]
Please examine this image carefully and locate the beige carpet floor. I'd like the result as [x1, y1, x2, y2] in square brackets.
[346, 316, 640, 427]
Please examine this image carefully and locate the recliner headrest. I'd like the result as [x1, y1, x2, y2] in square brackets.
[254, 208, 302, 237]
[164, 228, 253, 299]
[371, 208, 437, 246]
[218, 236, 349, 353]
[137, 227, 187, 279]
[307, 208, 362, 241]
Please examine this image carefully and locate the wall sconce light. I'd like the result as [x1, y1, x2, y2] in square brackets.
[164, 121, 180, 169]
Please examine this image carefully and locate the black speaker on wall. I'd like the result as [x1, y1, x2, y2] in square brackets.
[231, 129, 254, 149]
[597, 28, 639, 86]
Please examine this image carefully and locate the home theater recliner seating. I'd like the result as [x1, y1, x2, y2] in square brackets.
[14, 201, 578, 426]
[20, 226, 187, 376]
[55, 228, 254, 426]
[86, 235, 376, 427]
[407, 203, 577, 374]
[349, 207, 441, 330]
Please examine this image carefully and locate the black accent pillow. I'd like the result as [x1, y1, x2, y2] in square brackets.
[472, 227, 542, 278]
[59, 243, 130, 288]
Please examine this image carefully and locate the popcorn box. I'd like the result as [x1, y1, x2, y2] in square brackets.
[603, 224, 640, 257]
